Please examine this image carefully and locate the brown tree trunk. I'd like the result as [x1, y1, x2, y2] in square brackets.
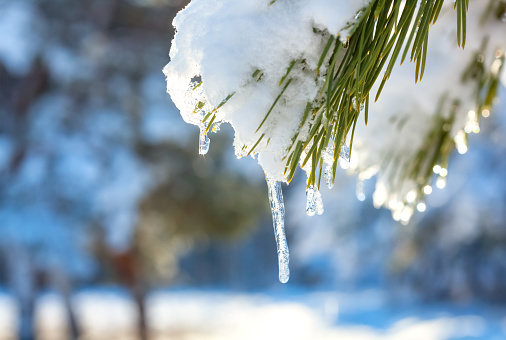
[113, 250, 148, 340]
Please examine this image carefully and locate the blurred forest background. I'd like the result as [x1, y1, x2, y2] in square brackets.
[1, 0, 506, 339]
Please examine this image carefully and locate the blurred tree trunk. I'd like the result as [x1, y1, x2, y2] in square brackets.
[113, 250, 148, 340]
[6, 246, 36, 340]
[50, 267, 80, 340]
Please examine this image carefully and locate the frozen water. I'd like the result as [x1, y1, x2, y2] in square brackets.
[306, 185, 324, 216]
[306, 186, 316, 216]
[199, 128, 210, 155]
[322, 145, 335, 189]
[165, 0, 506, 224]
[324, 164, 334, 189]
[314, 189, 324, 215]
[339, 144, 350, 162]
[265, 175, 290, 284]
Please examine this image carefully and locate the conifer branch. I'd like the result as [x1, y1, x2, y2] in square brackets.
[281, 0, 468, 188]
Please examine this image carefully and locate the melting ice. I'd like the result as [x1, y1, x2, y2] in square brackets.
[199, 128, 210, 155]
[265, 175, 290, 284]
[340, 144, 350, 161]
[322, 145, 335, 189]
[306, 185, 324, 216]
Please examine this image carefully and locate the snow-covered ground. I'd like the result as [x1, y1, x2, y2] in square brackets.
[0, 288, 505, 340]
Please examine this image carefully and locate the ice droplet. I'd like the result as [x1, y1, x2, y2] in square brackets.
[306, 186, 316, 216]
[322, 145, 335, 189]
[306, 185, 324, 216]
[324, 164, 334, 189]
[315, 189, 324, 215]
[340, 144, 350, 162]
[265, 175, 290, 284]
[198, 128, 210, 155]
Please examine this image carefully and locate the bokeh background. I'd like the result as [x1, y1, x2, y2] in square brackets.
[1, 0, 506, 339]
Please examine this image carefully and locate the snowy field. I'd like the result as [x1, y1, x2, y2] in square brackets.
[0, 289, 505, 340]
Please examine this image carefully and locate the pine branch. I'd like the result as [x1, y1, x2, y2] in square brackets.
[281, 0, 468, 189]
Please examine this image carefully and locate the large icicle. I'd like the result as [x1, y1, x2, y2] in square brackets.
[265, 175, 290, 283]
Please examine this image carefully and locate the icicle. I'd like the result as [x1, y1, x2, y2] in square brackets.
[306, 185, 324, 216]
[265, 175, 290, 284]
[324, 164, 334, 189]
[198, 127, 210, 155]
[339, 144, 350, 169]
[322, 144, 335, 189]
[340, 144, 350, 162]
[314, 189, 324, 215]
[306, 185, 316, 216]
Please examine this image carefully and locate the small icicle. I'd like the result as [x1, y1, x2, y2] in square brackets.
[324, 164, 334, 189]
[340, 144, 350, 162]
[314, 189, 324, 215]
[265, 175, 290, 284]
[198, 128, 210, 155]
[306, 185, 316, 216]
[322, 145, 335, 189]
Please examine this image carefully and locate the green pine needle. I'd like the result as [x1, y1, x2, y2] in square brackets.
[278, 0, 469, 188]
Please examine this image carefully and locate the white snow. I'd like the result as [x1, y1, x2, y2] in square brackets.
[0, 289, 504, 340]
[164, 0, 368, 180]
[165, 0, 506, 222]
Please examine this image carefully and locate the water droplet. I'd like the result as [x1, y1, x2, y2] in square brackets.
[454, 130, 468, 154]
[400, 206, 413, 223]
[265, 175, 290, 284]
[436, 177, 446, 189]
[406, 190, 417, 203]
